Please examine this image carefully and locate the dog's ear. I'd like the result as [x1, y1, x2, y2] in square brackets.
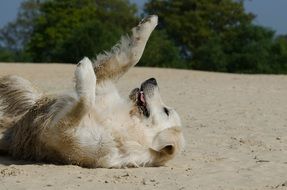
[150, 127, 184, 165]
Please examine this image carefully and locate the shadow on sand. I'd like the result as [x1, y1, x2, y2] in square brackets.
[0, 154, 40, 166]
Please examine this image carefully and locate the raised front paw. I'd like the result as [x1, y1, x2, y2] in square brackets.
[75, 57, 96, 104]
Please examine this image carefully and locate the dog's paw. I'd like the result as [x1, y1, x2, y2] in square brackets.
[75, 57, 96, 104]
[132, 15, 158, 41]
[139, 15, 158, 26]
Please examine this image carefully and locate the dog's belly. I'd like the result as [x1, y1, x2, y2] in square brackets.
[71, 110, 154, 167]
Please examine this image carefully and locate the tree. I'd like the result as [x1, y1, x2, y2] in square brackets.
[55, 20, 124, 63]
[144, 0, 287, 73]
[1, 0, 287, 73]
[0, 47, 15, 62]
[224, 24, 275, 73]
[139, 30, 186, 68]
[269, 36, 287, 74]
[25, 0, 183, 66]
[145, 0, 254, 60]
[192, 36, 228, 72]
[26, 0, 137, 62]
[0, 0, 41, 61]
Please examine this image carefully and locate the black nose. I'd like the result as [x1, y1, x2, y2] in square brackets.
[146, 78, 157, 85]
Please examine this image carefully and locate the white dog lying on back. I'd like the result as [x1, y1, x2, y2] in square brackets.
[0, 15, 184, 168]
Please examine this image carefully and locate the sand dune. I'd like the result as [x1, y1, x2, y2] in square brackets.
[0, 63, 287, 190]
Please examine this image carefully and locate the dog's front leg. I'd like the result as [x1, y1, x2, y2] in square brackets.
[50, 57, 97, 129]
[75, 57, 97, 107]
[94, 15, 158, 83]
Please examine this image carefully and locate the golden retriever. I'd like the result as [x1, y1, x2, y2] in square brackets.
[0, 15, 184, 168]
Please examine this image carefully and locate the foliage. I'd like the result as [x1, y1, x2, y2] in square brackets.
[269, 36, 287, 74]
[0, 0, 40, 61]
[193, 25, 277, 73]
[139, 30, 186, 68]
[145, 0, 287, 73]
[0, 0, 287, 74]
[55, 20, 123, 63]
[26, 0, 137, 62]
[224, 25, 275, 73]
[145, 0, 254, 57]
[25, 0, 182, 65]
[0, 47, 15, 62]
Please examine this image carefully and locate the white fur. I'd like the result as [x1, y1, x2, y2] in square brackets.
[68, 56, 183, 168]
[93, 15, 158, 73]
[64, 16, 183, 167]
[75, 57, 97, 106]
[0, 15, 184, 168]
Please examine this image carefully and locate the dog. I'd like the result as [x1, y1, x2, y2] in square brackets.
[0, 15, 184, 168]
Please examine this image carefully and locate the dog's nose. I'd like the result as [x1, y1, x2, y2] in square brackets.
[146, 78, 157, 85]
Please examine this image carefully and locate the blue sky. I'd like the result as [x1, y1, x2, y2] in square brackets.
[0, 0, 286, 35]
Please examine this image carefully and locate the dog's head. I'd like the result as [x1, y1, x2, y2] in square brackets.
[129, 78, 184, 165]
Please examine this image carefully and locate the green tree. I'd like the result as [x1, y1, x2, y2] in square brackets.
[145, 0, 254, 60]
[0, 47, 15, 62]
[269, 36, 287, 74]
[144, 0, 287, 73]
[224, 25, 274, 73]
[26, 0, 183, 67]
[192, 36, 227, 72]
[26, 0, 137, 62]
[139, 30, 186, 68]
[0, 0, 41, 61]
[56, 20, 123, 63]
[1, 0, 287, 73]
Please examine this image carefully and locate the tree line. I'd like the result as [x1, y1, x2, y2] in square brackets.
[0, 0, 287, 74]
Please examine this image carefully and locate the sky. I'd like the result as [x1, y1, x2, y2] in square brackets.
[0, 0, 286, 35]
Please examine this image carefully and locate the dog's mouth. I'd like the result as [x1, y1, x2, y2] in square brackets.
[137, 87, 150, 117]
[129, 78, 158, 118]
[129, 87, 149, 117]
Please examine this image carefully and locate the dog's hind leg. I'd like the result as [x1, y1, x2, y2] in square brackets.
[0, 75, 40, 117]
[93, 15, 158, 83]
[5, 58, 98, 162]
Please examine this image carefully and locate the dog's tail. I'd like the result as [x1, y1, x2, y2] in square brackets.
[0, 75, 40, 117]
[0, 75, 41, 153]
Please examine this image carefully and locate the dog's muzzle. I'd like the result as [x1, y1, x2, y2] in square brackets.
[140, 78, 158, 97]
[141, 78, 157, 88]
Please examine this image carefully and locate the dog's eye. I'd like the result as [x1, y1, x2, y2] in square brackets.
[163, 107, 169, 116]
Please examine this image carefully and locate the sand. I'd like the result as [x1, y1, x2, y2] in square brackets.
[0, 63, 286, 190]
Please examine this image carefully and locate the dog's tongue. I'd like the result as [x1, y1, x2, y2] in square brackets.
[140, 91, 145, 103]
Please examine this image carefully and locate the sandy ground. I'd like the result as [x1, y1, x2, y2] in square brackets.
[0, 63, 287, 190]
